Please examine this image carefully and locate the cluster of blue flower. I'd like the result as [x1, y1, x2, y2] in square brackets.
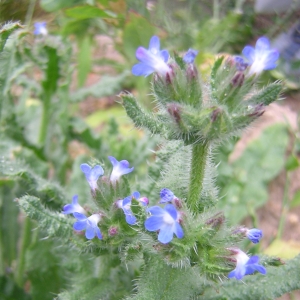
[131, 35, 279, 78]
[62, 157, 183, 244]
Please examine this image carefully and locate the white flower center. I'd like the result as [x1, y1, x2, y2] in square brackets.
[163, 212, 174, 225]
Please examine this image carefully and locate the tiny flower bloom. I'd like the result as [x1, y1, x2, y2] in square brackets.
[62, 195, 85, 215]
[183, 48, 199, 64]
[145, 204, 184, 244]
[228, 249, 266, 280]
[121, 195, 137, 225]
[73, 213, 102, 240]
[246, 228, 263, 244]
[234, 56, 249, 71]
[242, 37, 279, 75]
[118, 191, 147, 225]
[108, 156, 134, 184]
[160, 188, 175, 203]
[132, 35, 171, 77]
[80, 163, 104, 191]
[33, 22, 48, 36]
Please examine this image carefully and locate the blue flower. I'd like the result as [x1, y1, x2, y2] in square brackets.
[183, 49, 198, 64]
[159, 188, 175, 203]
[73, 213, 102, 240]
[234, 56, 249, 71]
[117, 191, 148, 225]
[228, 249, 266, 280]
[246, 228, 263, 244]
[108, 156, 134, 184]
[33, 22, 48, 36]
[132, 36, 171, 77]
[62, 195, 85, 215]
[80, 163, 104, 191]
[242, 37, 279, 75]
[145, 204, 184, 244]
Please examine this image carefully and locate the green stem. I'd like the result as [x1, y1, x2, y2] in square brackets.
[15, 217, 32, 287]
[213, 0, 220, 20]
[277, 172, 291, 239]
[38, 93, 50, 145]
[25, 0, 37, 26]
[187, 142, 209, 214]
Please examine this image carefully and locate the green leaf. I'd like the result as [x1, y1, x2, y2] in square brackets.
[26, 241, 67, 300]
[122, 12, 156, 62]
[70, 72, 129, 102]
[285, 154, 299, 171]
[65, 5, 114, 19]
[291, 190, 300, 208]
[40, 0, 82, 12]
[77, 35, 92, 87]
[126, 257, 204, 300]
[203, 255, 300, 300]
[42, 46, 60, 96]
[0, 22, 23, 52]
[18, 195, 73, 239]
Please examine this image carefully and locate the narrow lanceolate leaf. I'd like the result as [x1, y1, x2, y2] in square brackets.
[248, 82, 282, 106]
[18, 195, 73, 239]
[0, 158, 66, 209]
[120, 92, 164, 134]
[126, 257, 204, 300]
[202, 255, 300, 300]
[0, 22, 23, 52]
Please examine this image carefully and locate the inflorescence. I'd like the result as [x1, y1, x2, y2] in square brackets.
[62, 35, 279, 281]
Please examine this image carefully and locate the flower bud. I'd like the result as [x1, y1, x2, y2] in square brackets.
[248, 103, 265, 117]
[167, 103, 182, 124]
[108, 226, 118, 236]
[231, 72, 245, 87]
[211, 107, 222, 122]
[205, 212, 225, 229]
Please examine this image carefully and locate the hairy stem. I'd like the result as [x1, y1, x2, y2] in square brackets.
[15, 217, 32, 287]
[277, 171, 291, 239]
[187, 142, 209, 214]
[38, 93, 50, 145]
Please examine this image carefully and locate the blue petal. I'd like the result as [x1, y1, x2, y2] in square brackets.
[145, 215, 164, 231]
[160, 50, 169, 62]
[160, 188, 174, 203]
[90, 165, 104, 180]
[132, 63, 155, 77]
[147, 206, 165, 216]
[132, 191, 140, 199]
[135, 47, 156, 64]
[228, 270, 236, 279]
[263, 50, 280, 70]
[119, 160, 134, 174]
[125, 214, 137, 225]
[122, 196, 131, 206]
[254, 265, 266, 275]
[73, 220, 87, 231]
[247, 255, 259, 264]
[108, 156, 118, 167]
[62, 204, 74, 214]
[80, 163, 91, 175]
[242, 46, 255, 64]
[72, 195, 79, 204]
[95, 227, 103, 239]
[183, 49, 199, 64]
[256, 37, 270, 51]
[123, 207, 136, 225]
[164, 204, 177, 220]
[73, 212, 87, 221]
[85, 226, 96, 239]
[158, 224, 174, 243]
[174, 222, 184, 239]
[149, 36, 160, 52]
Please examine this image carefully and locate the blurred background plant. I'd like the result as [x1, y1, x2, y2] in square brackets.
[0, 0, 300, 299]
